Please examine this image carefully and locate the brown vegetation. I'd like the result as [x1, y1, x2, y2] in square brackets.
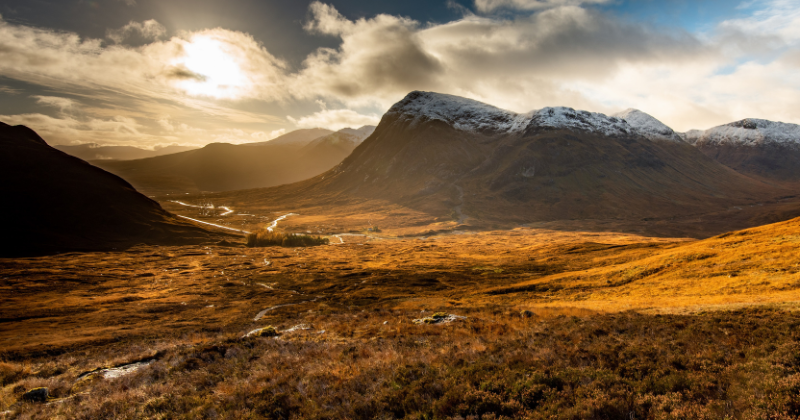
[4, 308, 800, 419]
[246, 230, 329, 248]
[3, 212, 800, 418]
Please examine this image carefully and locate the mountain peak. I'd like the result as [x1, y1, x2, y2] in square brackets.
[389, 91, 631, 137]
[697, 118, 800, 147]
[388, 91, 530, 133]
[612, 109, 683, 142]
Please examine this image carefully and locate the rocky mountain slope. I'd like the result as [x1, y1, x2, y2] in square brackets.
[96, 127, 375, 195]
[0, 122, 226, 256]
[682, 119, 800, 184]
[234, 91, 790, 227]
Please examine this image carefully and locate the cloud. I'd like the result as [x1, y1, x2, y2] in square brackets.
[719, 0, 800, 45]
[287, 109, 380, 131]
[0, 85, 20, 94]
[294, 3, 708, 113]
[474, 0, 611, 12]
[294, 2, 443, 106]
[32, 95, 75, 111]
[1, 1, 800, 145]
[107, 19, 166, 44]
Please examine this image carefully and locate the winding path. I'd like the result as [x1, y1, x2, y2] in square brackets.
[267, 213, 297, 232]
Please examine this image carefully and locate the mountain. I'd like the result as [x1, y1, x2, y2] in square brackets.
[95, 126, 375, 195]
[300, 126, 375, 156]
[55, 143, 197, 161]
[0, 122, 227, 257]
[682, 119, 800, 184]
[612, 109, 684, 142]
[221, 91, 792, 229]
[244, 128, 333, 147]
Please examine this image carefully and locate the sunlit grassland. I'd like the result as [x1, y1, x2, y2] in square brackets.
[486, 216, 800, 312]
[4, 218, 800, 418]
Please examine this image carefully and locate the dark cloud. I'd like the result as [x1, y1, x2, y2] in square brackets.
[164, 65, 207, 82]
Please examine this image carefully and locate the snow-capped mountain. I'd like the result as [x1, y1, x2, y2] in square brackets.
[612, 109, 684, 143]
[388, 91, 633, 137]
[682, 118, 800, 183]
[297, 91, 778, 225]
[689, 119, 800, 148]
[389, 92, 689, 142]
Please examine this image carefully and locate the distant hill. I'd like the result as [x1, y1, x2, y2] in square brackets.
[244, 128, 333, 147]
[0, 122, 228, 257]
[95, 126, 375, 195]
[55, 143, 197, 161]
[210, 91, 793, 230]
[681, 119, 800, 185]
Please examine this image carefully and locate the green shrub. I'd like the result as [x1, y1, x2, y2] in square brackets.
[246, 230, 329, 248]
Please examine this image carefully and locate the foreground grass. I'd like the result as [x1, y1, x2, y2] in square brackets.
[4, 307, 800, 419]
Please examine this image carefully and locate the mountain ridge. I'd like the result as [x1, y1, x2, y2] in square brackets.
[0, 122, 226, 256]
[207, 91, 794, 234]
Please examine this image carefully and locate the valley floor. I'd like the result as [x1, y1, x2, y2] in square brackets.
[2, 216, 800, 418]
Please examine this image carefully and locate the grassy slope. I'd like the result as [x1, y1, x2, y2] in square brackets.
[488, 216, 800, 312]
[3, 217, 800, 418]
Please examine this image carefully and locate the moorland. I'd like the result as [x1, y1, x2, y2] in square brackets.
[3, 92, 800, 419]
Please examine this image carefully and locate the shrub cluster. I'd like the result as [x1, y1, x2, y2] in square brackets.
[245, 230, 329, 248]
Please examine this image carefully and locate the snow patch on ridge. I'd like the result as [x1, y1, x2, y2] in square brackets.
[691, 119, 800, 148]
[388, 91, 531, 133]
[613, 109, 683, 143]
[531, 106, 631, 137]
[388, 91, 634, 137]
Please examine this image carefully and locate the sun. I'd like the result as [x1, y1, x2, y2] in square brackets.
[171, 35, 250, 99]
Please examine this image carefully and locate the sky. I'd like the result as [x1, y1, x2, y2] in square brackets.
[0, 0, 798, 148]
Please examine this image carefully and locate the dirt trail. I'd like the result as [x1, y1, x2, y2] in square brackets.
[267, 213, 297, 232]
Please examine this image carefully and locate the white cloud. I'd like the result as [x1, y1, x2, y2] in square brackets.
[287, 109, 380, 131]
[107, 19, 166, 44]
[474, 0, 611, 12]
[32, 95, 75, 111]
[719, 0, 800, 44]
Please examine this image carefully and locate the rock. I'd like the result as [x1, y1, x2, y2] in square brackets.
[520, 310, 535, 318]
[283, 324, 312, 333]
[22, 387, 49, 403]
[244, 326, 279, 338]
[413, 312, 466, 325]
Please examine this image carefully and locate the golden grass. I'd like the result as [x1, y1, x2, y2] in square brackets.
[3, 216, 800, 417]
[488, 216, 800, 312]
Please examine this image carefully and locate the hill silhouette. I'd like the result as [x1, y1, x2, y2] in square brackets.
[55, 143, 197, 161]
[0, 122, 229, 256]
[95, 127, 375, 195]
[244, 128, 333, 147]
